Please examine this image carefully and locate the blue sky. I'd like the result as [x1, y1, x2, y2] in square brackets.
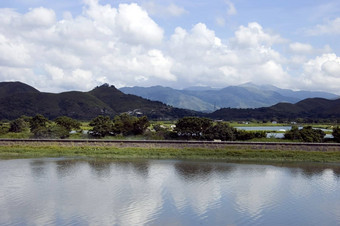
[0, 0, 339, 93]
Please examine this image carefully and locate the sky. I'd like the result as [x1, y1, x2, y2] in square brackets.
[0, 0, 340, 94]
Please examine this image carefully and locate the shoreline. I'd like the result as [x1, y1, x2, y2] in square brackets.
[0, 139, 340, 163]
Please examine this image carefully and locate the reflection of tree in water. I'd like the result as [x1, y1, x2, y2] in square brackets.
[277, 163, 340, 178]
[175, 162, 214, 181]
[214, 164, 235, 175]
[332, 167, 340, 177]
[30, 160, 47, 178]
[131, 161, 149, 176]
[56, 159, 80, 178]
[113, 160, 149, 176]
[88, 160, 112, 178]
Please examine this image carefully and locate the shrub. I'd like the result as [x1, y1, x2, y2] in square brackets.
[9, 117, 29, 133]
[284, 126, 325, 142]
[332, 127, 340, 143]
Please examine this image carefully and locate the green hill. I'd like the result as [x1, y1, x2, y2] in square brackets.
[0, 81, 39, 97]
[0, 82, 200, 120]
[208, 98, 340, 121]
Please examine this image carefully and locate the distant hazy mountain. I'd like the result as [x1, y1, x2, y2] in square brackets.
[240, 82, 338, 100]
[0, 82, 201, 120]
[120, 84, 339, 112]
[120, 86, 215, 112]
[208, 98, 340, 121]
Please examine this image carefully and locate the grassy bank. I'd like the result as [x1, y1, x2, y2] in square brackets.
[1, 144, 340, 163]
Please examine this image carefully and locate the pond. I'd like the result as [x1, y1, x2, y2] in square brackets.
[1, 158, 340, 225]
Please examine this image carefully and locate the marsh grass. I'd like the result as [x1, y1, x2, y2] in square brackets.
[1, 144, 340, 163]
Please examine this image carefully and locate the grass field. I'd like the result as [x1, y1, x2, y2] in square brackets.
[1, 143, 340, 163]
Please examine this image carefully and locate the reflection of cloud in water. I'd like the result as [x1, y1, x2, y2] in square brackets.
[231, 166, 283, 218]
[1, 159, 340, 225]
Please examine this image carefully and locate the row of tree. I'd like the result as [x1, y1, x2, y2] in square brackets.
[89, 114, 150, 137]
[1, 115, 340, 143]
[284, 126, 325, 142]
[8, 115, 81, 138]
[2, 113, 150, 139]
[173, 117, 266, 141]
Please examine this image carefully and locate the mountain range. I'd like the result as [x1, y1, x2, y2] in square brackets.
[120, 83, 339, 112]
[0, 82, 200, 120]
[1, 81, 340, 122]
[209, 98, 340, 121]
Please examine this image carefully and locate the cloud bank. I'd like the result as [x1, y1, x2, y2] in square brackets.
[0, 0, 339, 94]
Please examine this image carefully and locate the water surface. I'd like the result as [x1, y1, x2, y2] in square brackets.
[1, 158, 340, 225]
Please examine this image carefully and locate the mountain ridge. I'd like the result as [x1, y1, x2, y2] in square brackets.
[0, 82, 201, 120]
[120, 84, 338, 111]
[1, 81, 339, 122]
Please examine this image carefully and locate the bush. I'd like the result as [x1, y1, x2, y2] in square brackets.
[89, 115, 114, 137]
[284, 126, 325, 142]
[236, 130, 266, 140]
[175, 117, 213, 139]
[55, 116, 81, 131]
[332, 127, 340, 143]
[9, 117, 30, 133]
[49, 125, 70, 139]
[113, 114, 150, 136]
[30, 114, 49, 132]
[31, 126, 50, 139]
[204, 122, 237, 141]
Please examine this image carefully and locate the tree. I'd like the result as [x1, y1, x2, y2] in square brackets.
[333, 127, 340, 143]
[175, 117, 213, 139]
[29, 114, 49, 138]
[49, 125, 70, 139]
[113, 113, 135, 136]
[55, 116, 81, 131]
[299, 126, 325, 142]
[236, 130, 266, 140]
[113, 114, 150, 136]
[132, 116, 150, 135]
[205, 122, 237, 141]
[284, 126, 325, 142]
[9, 117, 29, 133]
[29, 114, 49, 132]
[89, 115, 114, 137]
[284, 125, 300, 140]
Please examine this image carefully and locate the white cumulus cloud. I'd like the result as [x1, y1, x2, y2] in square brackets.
[300, 53, 340, 92]
[306, 17, 340, 36]
[0, 1, 339, 95]
[231, 22, 286, 48]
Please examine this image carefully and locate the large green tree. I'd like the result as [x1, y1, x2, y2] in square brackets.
[9, 116, 30, 133]
[204, 122, 237, 141]
[29, 114, 49, 132]
[113, 114, 149, 136]
[175, 117, 213, 139]
[284, 126, 325, 142]
[55, 116, 81, 131]
[89, 115, 114, 137]
[29, 114, 50, 138]
[332, 127, 340, 143]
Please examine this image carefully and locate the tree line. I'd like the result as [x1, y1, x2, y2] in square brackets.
[1, 115, 340, 143]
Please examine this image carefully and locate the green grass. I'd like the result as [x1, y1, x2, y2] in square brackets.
[1, 144, 340, 163]
[0, 131, 31, 139]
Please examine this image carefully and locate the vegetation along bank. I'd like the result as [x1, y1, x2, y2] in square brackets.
[1, 114, 340, 163]
[1, 140, 340, 163]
